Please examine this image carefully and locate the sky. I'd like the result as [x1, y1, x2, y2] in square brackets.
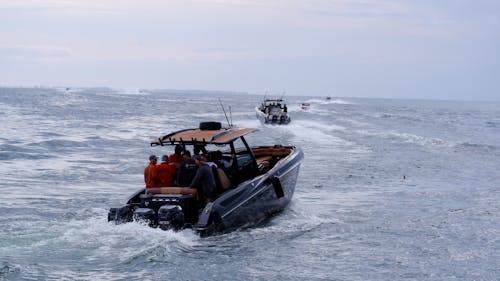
[0, 0, 499, 101]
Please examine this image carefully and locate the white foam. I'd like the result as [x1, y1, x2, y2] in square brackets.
[357, 129, 454, 148]
[31, 209, 202, 263]
[284, 120, 351, 148]
[300, 98, 354, 105]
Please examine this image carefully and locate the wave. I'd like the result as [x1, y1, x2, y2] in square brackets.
[285, 120, 349, 148]
[377, 113, 423, 122]
[0, 143, 55, 160]
[356, 130, 499, 152]
[29, 139, 89, 150]
[485, 121, 499, 128]
[457, 142, 498, 151]
[0, 262, 21, 279]
[357, 130, 452, 148]
[290, 119, 346, 132]
[302, 98, 354, 105]
[10, 207, 200, 262]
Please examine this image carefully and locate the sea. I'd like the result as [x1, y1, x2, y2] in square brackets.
[1, 87, 499, 281]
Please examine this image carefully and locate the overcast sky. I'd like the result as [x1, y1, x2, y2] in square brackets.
[1, 0, 499, 100]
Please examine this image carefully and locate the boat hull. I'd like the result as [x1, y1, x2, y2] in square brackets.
[196, 147, 303, 235]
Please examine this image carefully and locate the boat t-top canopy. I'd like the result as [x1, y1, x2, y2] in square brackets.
[264, 98, 284, 103]
[151, 126, 257, 146]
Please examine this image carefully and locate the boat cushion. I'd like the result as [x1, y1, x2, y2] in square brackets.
[253, 147, 291, 157]
[146, 187, 197, 195]
[256, 156, 273, 172]
[214, 167, 231, 191]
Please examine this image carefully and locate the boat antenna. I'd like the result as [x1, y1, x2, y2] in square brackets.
[280, 91, 286, 100]
[218, 98, 232, 127]
[229, 105, 233, 126]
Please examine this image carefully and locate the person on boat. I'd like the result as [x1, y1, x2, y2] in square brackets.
[190, 154, 216, 205]
[206, 151, 222, 168]
[144, 155, 159, 188]
[168, 144, 184, 168]
[156, 155, 176, 187]
[283, 104, 287, 112]
[176, 150, 198, 187]
[193, 144, 208, 155]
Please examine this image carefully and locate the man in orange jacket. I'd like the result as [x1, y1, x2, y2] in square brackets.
[144, 155, 159, 188]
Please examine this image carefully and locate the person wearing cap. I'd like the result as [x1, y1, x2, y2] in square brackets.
[156, 155, 176, 187]
[144, 155, 159, 188]
[189, 154, 216, 205]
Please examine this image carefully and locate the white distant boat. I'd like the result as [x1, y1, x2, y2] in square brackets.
[255, 98, 291, 125]
[300, 103, 310, 110]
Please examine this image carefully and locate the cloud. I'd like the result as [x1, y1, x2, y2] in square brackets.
[0, 0, 118, 16]
[0, 45, 71, 60]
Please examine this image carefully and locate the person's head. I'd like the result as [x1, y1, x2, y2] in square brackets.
[149, 155, 158, 164]
[182, 150, 191, 160]
[174, 144, 183, 155]
[161, 155, 168, 163]
[194, 154, 206, 165]
[194, 144, 206, 155]
[209, 150, 221, 161]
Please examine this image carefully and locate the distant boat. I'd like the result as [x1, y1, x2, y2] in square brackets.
[300, 103, 310, 110]
[326, 96, 331, 101]
[255, 98, 291, 125]
[108, 121, 303, 236]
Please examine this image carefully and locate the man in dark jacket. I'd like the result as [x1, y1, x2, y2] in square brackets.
[189, 154, 216, 204]
[176, 150, 198, 186]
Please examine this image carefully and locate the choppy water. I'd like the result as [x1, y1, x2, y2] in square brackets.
[1, 87, 499, 280]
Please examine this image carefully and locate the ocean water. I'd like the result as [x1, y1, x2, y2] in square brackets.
[1, 87, 499, 281]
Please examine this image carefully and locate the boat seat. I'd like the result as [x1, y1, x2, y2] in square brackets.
[253, 147, 292, 157]
[213, 167, 231, 192]
[256, 156, 273, 173]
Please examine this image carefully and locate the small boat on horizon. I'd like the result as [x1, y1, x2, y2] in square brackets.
[300, 102, 310, 110]
[108, 122, 303, 236]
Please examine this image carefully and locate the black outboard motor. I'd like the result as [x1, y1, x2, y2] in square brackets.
[158, 205, 185, 230]
[133, 208, 156, 226]
[108, 205, 134, 223]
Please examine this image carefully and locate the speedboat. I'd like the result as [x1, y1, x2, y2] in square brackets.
[108, 122, 303, 236]
[300, 103, 310, 110]
[255, 98, 291, 125]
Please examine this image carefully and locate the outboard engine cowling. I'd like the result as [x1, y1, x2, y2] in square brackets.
[133, 208, 155, 226]
[108, 205, 134, 223]
[158, 205, 185, 230]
